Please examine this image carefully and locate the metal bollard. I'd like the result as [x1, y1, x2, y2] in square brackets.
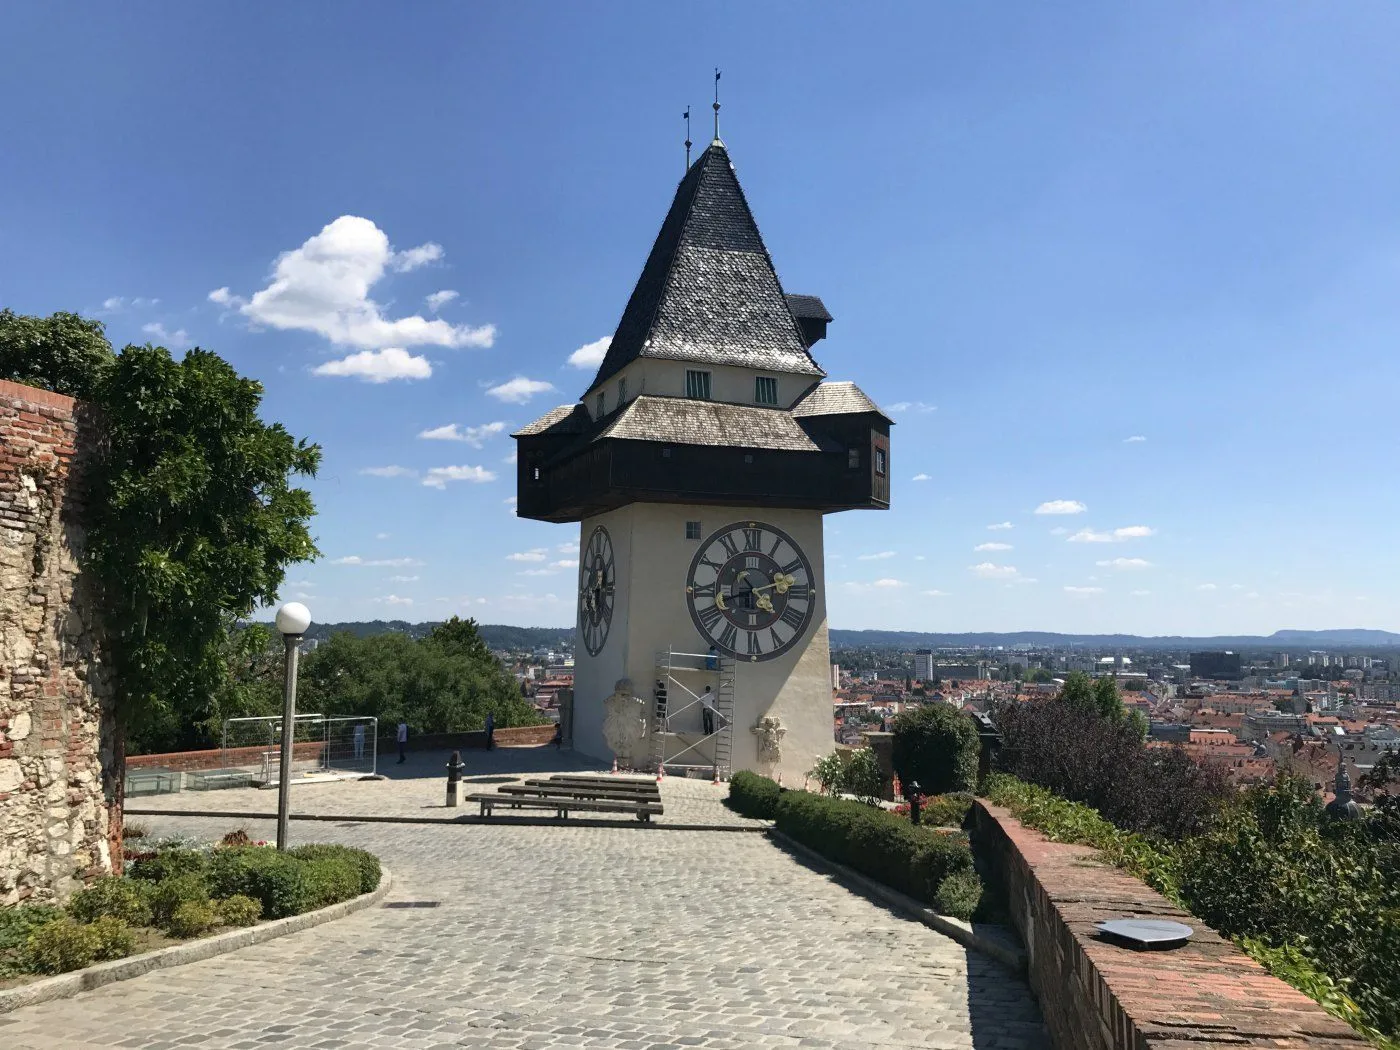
[446, 750, 465, 807]
[908, 779, 922, 826]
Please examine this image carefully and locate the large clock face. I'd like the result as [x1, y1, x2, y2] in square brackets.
[685, 520, 816, 662]
[578, 526, 615, 656]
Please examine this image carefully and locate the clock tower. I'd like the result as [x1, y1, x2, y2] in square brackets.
[514, 138, 891, 783]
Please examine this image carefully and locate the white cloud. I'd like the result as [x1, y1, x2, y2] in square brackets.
[886, 401, 936, 413]
[1035, 500, 1087, 515]
[1124, 435, 1147, 443]
[102, 296, 123, 310]
[974, 542, 1012, 552]
[504, 450, 517, 464]
[421, 465, 496, 488]
[1197, 583, 1218, 591]
[213, 216, 495, 350]
[872, 578, 906, 588]
[487, 377, 555, 403]
[842, 578, 909, 592]
[922, 589, 950, 597]
[911, 473, 932, 482]
[567, 336, 611, 369]
[504, 495, 518, 510]
[987, 522, 1014, 531]
[360, 465, 417, 478]
[141, 322, 190, 349]
[1097, 557, 1152, 570]
[556, 543, 575, 553]
[375, 594, 414, 606]
[857, 551, 897, 561]
[102, 296, 158, 311]
[552, 559, 579, 569]
[1069, 525, 1155, 543]
[518, 568, 557, 577]
[1064, 585, 1105, 595]
[330, 556, 423, 567]
[375, 532, 391, 540]
[388, 574, 419, 582]
[425, 290, 458, 312]
[418, 421, 507, 447]
[970, 562, 1020, 580]
[291, 591, 317, 600]
[313, 348, 431, 383]
[507, 549, 549, 563]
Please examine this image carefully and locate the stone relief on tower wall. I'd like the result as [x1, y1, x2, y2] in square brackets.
[601, 678, 648, 764]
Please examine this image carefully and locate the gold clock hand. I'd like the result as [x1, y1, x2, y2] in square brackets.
[715, 591, 729, 611]
[756, 593, 774, 613]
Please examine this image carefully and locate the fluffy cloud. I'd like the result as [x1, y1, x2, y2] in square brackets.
[553, 559, 579, 569]
[425, 290, 458, 312]
[507, 549, 549, 563]
[911, 473, 931, 482]
[843, 578, 908, 591]
[388, 575, 419, 583]
[141, 322, 190, 348]
[857, 551, 897, 561]
[872, 578, 906, 588]
[1068, 525, 1156, 543]
[1097, 557, 1152, 570]
[360, 465, 417, 478]
[375, 594, 414, 606]
[970, 562, 1020, 580]
[1064, 585, 1105, 595]
[421, 465, 496, 488]
[886, 401, 936, 413]
[313, 348, 431, 382]
[330, 556, 423, 567]
[567, 336, 611, 369]
[210, 216, 495, 349]
[1035, 500, 1087, 515]
[974, 542, 1012, 552]
[923, 589, 950, 597]
[987, 522, 1014, 530]
[487, 377, 555, 403]
[102, 296, 158, 311]
[1124, 435, 1147, 443]
[418, 421, 506, 447]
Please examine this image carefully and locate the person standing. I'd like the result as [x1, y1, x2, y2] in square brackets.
[352, 722, 366, 761]
[701, 686, 716, 736]
[396, 721, 408, 764]
[485, 711, 495, 751]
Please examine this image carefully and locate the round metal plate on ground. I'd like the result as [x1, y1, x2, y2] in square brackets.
[1094, 918, 1194, 950]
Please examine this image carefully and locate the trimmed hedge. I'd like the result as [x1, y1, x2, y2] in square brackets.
[891, 704, 979, 796]
[773, 790, 976, 910]
[728, 770, 781, 819]
[290, 844, 382, 895]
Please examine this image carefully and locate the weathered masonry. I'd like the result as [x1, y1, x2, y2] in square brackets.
[0, 379, 119, 905]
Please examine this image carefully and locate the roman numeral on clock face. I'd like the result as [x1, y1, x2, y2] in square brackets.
[691, 582, 716, 599]
[698, 603, 723, 631]
[717, 624, 738, 653]
[780, 604, 806, 630]
[746, 631, 763, 656]
[786, 584, 809, 601]
[717, 533, 740, 558]
[743, 528, 763, 551]
[780, 558, 804, 576]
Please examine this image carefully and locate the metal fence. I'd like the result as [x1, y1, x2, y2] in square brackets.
[220, 714, 377, 785]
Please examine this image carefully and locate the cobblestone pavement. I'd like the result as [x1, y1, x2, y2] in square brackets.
[129, 747, 765, 829]
[1, 814, 1047, 1049]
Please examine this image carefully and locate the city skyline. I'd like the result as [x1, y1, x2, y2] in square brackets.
[4, 5, 1400, 633]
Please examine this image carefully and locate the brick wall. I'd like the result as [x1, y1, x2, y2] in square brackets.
[972, 800, 1367, 1049]
[0, 380, 119, 905]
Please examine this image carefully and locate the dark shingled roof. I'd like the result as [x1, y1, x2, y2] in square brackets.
[595, 395, 821, 452]
[512, 404, 591, 437]
[785, 294, 833, 323]
[791, 381, 891, 421]
[585, 143, 825, 395]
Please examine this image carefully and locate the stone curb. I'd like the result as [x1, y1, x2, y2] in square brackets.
[0, 867, 393, 1015]
[765, 828, 1028, 974]
[124, 808, 766, 832]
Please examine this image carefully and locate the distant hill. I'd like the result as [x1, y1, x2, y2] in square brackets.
[261, 620, 575, 652]
[827, 628, 1400, 650]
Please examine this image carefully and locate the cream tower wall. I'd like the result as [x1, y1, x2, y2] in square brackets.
[572, 502, 833, 783]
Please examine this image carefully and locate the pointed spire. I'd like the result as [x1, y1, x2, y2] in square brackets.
[712, 68, 723, 145]
[683, 106, 693, 171]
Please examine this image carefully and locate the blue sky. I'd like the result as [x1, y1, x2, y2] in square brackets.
[3, 4, 1399, 635]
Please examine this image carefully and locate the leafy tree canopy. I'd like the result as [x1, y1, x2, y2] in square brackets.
[0, 309, 113, 399]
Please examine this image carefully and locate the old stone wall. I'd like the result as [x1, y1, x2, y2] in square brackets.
[0, 379, 118, 905]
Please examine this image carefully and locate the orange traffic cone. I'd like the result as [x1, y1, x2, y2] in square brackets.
[656, 761, 666, 782]
[712, 766, 721, 786]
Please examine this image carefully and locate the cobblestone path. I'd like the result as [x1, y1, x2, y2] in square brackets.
[0, 814, 1048, 1049]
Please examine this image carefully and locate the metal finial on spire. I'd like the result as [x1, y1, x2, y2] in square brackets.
[684, 106, 692, 170]
[712, 67, 722, 143]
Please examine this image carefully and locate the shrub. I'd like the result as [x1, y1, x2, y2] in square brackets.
[841, 747, 885, 804]
[289, 844, 381, 895]
[166, 900, 221, 939]
[66, 877, 153, 927]
[0, 904, 63, 952]
[129, 848, 210, 884]
[208, 847, 313, 919]
[891, 704, 979, 796]
[20, 918, 100, 974]
[88, 916, 137, 961]
[217, 894, 262, 927]
[728, 770, 781, 819]
[933, 868, 984, 921]
[149, 873, 212, 928]
[774, 790, 974, 905]
[123, 822, 149, 840]
[807, 751, 847, 794]
[919, 792, 974, 828]
[302, 858, 361, 909]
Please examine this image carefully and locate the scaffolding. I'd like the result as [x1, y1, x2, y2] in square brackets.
[649, 648, 736, 779]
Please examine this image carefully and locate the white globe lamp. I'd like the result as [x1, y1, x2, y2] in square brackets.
[275, 601, 312, 637]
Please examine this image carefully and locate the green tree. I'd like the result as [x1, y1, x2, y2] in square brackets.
[0, 309, 114, 398]
[1092, 675, 1125, 723]
[891, 703, 980, 794]
[1057, 671, 1095, 715]
[1125, 708, 1150, 742]
[1025, 667, 1054, 684]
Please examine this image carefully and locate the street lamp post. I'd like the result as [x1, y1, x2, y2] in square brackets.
[274, 601, 312, 851]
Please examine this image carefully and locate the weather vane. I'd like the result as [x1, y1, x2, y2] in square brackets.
[684, 106, 692, 170]
[712, 67, 722, 142]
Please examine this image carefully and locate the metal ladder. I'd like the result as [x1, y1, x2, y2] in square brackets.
[649, 648, 736, 779]
[711, 655, 736, 781]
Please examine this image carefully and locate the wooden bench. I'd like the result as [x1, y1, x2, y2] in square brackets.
[186, 769, 255, 791]
[534, 775, 659, 791]
[501, 783, 660, 803]
[467, 793, 663, 822]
